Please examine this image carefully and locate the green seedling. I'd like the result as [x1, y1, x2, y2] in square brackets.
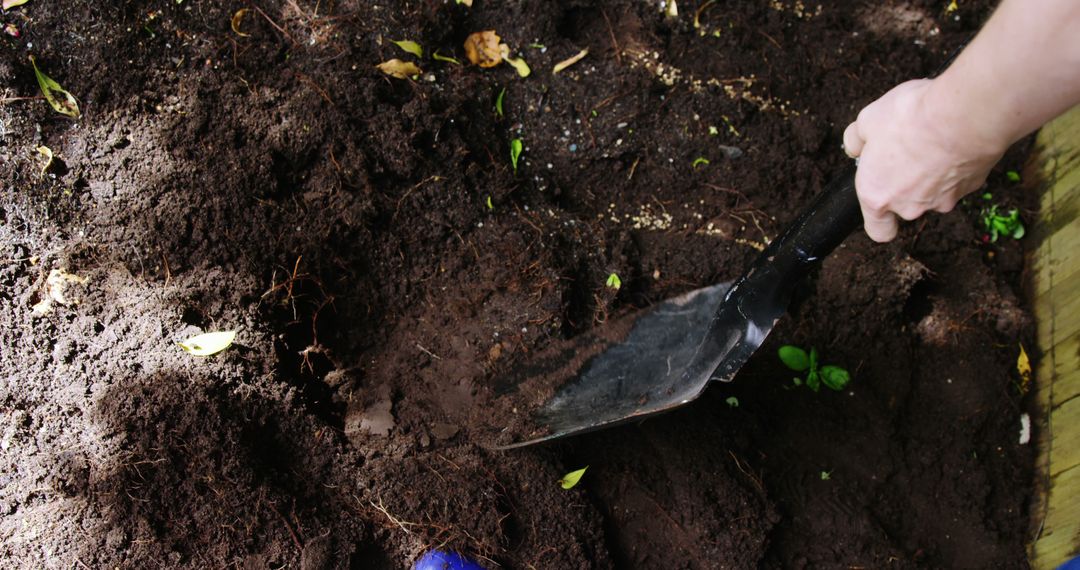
[692, 157, 709, 169]
[391, 39, 423, 58]
[495, 87, 506, 117]
[29, 55, 80, 118]
[509, 138, 523, 172]
[432, 50, 461, 65]
[778, 345, 850, 392]
[725, 396, 739, 408]
[605, 273, 622, 290]
[980, 204, 1025, 242]
[559, 466, 587, 489]
[485, 195, 493, 210]
[1006, 170, 1021, 183]
[820, 470, 832, 481]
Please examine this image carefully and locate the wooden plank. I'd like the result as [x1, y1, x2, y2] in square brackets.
[1032, 461, 1080, 568]
[1029, 104, 1080, 569]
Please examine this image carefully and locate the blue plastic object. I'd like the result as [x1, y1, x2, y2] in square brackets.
[413, 550, 485, 570]
[1059, 555, 1080, 570]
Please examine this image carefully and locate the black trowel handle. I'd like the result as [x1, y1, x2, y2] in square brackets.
[774, 167, 861, 265]
[725, 168, 861, 307]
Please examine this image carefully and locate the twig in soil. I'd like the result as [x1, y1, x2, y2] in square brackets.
[728, 450, 765, 493]
[268, 501, 304, 550]
[160, 252, 172, 288]
[0, 96, 42, 105]
[393, 176, 442, 222]
[294, 71, 333, 105]
[601, 9, 621, 64]
[251, 5, 296, 44]
[416, 342, 443, 360]
[369, 498, 416, 534]
[627, 156, 641, 181]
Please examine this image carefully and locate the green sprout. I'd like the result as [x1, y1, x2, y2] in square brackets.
[29, 55, 80, 118]
[980, 204, 1025, 242]
[391, 39, 423, 58]
[485, 195, 493, 210]
[692, 157, 709, 169]
[559, 466, 587, 489]
[778, 345, 850, 392]
[820, 470, 832, 481]
[725, 396, 739, 408]
[433, 50, 461, 65]
[509, 138, 523, 172]
[1006, 170, 1021, 183]
[605, 273, 622, 290]
[495, 87, 506, 117]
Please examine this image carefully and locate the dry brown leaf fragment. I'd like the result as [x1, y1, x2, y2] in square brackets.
[32, 268, 88, 315]
[464, 31, 503, 67]
[231, 9, 250, 37]
[553, 48, 588, 74]
[376, 59, 422, 79]
[3, 0, 30, 10]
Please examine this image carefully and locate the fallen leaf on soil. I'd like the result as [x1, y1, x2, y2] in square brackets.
[391, 39, 423, 58]
[464, 31, 503, 67]
[502, 49, 531, 77]
[178, 331, 237, 356]
[31, 268, 88, 315]
[455, 0, 472, 6]
[559, 466, 588, 489]
[432, 50, 461, 65]
[230, 9, 250, 37]
[29, 56, 80, 118]
[2, 0, 30, 9]
[552, 48, 588, 74]
[376, 59, 422, 79]
[35, 145, 52, 179]
[1016, 343, 1031, 394]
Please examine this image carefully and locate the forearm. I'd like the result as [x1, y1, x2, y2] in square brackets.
[925, 0, 1080, 151]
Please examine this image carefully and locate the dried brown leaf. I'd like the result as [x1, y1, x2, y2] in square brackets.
[464, 30, 503, 68]
[376, 59, 422, 79]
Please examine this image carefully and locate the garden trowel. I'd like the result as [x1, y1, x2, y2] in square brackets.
[490, 169, 862, 449]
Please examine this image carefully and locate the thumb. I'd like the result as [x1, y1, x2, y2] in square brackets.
[860, 204, 899, 243]
[843, 121, 865, 158]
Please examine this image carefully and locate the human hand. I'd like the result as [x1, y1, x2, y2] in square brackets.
[842, 79, 1005, 242]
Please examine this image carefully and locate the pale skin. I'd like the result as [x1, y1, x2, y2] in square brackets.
[843, 0, 1080, 242]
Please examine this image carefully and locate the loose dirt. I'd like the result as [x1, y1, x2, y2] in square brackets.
[1, 1, 1037, 568]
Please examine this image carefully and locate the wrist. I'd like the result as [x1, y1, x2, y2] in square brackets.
[920, 75, 1014, 159]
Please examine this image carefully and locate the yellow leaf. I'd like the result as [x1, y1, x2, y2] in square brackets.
[29, 56, 80, 118]
[376, 59, 422, 79]
[945, 0, 958, 15]
[179, 331, 237, 356]
[553, 48, 588, 74]
[464, 31, 503, 67]
[231, 9, 250, 37]
[559, 466, 588, 489]
[504, 54, 531, 78]
[36, 145, 53, 179]
[3, 0, 30, 10]
[455, 0, 472, 6]
[1017, 343, 1031, 394]
[391, 39, 423, 58]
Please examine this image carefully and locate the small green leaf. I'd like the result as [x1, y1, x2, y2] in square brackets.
[1011, 224, 1025, 239]
[509, 138, 523, 172]
[820, 470, 832, 481]
[778, 345, 810, 372]
[528, 43, 546, 49]
[725, 396, 739, 407]
[29, 56, 80, 118]
[1006, 170, 1021, 183]
[485, 195, 493, 210]
[792, 376, 802, 386]
[806, 370, 821, 392]
[708, 125, 719, 136]
[391, 39, 423, 58]
[692, 157, 709, 168]
[179, 331, 237, 356]
[820, 365, 850, 391]
[606, 273, 622, 290]
[981, 192, 993, 200]
[559, 466, 588, 489]
[432, 50, 461, 65]
[495, 87, 506, 117]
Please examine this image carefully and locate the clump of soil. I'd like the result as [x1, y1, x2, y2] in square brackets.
[0, 0, 1037, 568]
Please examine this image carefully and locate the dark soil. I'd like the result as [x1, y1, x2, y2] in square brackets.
[0, 0, 1038, 568]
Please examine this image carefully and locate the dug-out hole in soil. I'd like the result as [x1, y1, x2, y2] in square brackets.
[0, 0, 1037, 567]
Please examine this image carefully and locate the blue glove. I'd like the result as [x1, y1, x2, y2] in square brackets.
[413, 550, 486, 570]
